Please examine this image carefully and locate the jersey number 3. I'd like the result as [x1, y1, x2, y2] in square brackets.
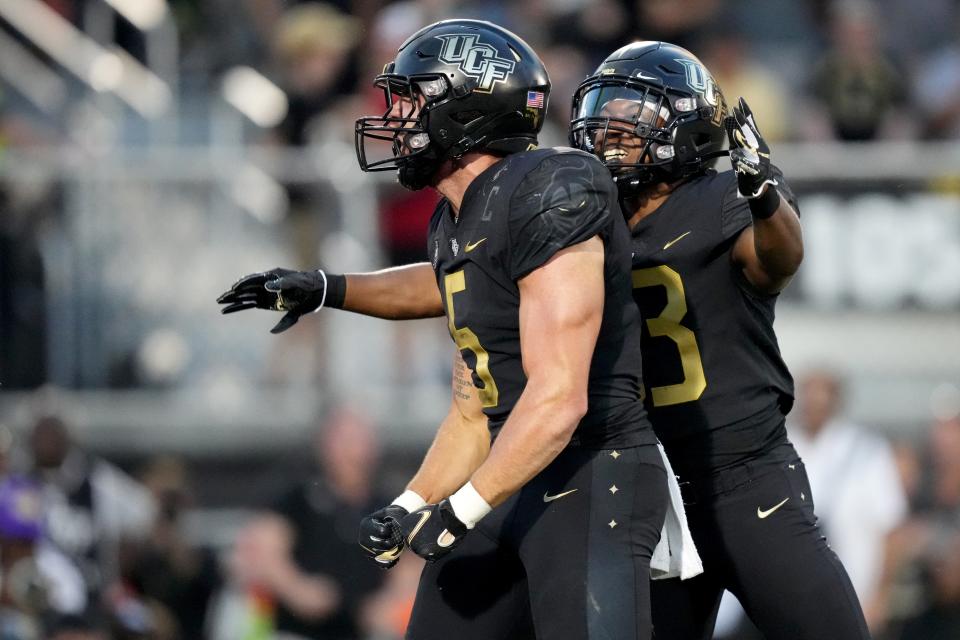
[632, 266, 707, 406]
[444, 270, 500, 408]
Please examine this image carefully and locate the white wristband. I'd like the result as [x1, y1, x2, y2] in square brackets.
[392, 489, 426, 514]
[448, 481, 492, 529]
[312, 270, 328, 313]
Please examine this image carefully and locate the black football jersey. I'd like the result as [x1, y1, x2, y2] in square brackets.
[630, 169, 796, 444]
[427, 148, 656, 448]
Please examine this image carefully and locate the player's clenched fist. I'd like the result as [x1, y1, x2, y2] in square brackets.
[358, 504, 409, 569]
[399, 481, 491, 562]
[400, 501, 469, 562]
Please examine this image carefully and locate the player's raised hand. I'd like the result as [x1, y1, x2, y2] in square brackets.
[400, 501, 469, 562]
[726, 97, 778, 199]
[216, 268, 329, 334]
[358, 504, 409, 569]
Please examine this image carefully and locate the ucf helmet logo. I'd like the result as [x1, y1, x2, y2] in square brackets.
[675, 58, 719, 106]
[436, 34, 516, 93]
[675, 57, 725, 125]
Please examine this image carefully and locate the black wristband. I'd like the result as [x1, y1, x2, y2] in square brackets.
[748, 186, 780, 220]
[325, 273, 346, 309]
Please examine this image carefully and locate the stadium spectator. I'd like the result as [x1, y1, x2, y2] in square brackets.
[28, 416, 155, 603]
[808, 0, 909, 140]
[228, 406, 387, 640]
[117, 456, 220, 640]
[271, 2, 361, 146]
[870, 412, 960, 636]
[0, 474, 88, 638]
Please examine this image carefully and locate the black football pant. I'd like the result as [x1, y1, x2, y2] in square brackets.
[650, 443, 870, 640]
[406, 443, 668, 640]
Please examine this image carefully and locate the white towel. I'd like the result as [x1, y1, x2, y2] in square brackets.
[650, 443, 703, 580]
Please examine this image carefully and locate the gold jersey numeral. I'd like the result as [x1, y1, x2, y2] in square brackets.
[444, 270, 500, 408]
[632, 266, 707, 406]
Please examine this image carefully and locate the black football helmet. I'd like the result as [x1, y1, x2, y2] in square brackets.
[570, 41, 728, 198]
[355, 19, 550, 190]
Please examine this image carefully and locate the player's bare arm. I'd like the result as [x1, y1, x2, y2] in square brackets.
[727, 97, 804, 294]
[406, 350, 490, 503]
[733, 197, 803, 294]
[343, 262, 443, 319]
[357, 349, 488, 568]
[469, 236, 605, 507]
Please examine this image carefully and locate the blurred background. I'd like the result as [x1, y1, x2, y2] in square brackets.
[0, 0, 958, 638]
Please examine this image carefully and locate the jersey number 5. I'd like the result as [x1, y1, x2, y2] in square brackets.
[444, 270, 500, 408]
[632, 266, 706, 406]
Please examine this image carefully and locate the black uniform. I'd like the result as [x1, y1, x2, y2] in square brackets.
[632, 170, 869, 640]
[406, 148, 667, 640]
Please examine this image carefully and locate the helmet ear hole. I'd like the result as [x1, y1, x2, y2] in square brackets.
[692, 133, 713, 148]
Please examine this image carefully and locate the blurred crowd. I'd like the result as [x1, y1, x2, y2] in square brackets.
[3, 0, 960, 391]
[0, 373, 957, 639]
[0, 403, 425, 640]
[4, 0, 960, 148]
[1, 1, 959, 638]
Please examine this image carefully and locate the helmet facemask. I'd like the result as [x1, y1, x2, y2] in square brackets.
[570, 78, 675, 196]
[570, 74, 728, 199]
[355, 73, 453, 190]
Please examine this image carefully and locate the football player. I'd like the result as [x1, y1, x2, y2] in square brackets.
[568, 42, 870, 640]
[220, 22, 669, 640]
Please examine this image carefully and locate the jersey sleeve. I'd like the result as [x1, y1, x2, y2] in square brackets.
[719, 172, 753, 241]
[425, 199, 449, 264]
[507, 152, 615, 280]
[719, 164, 800, 241]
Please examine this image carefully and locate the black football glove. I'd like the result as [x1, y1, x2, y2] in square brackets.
[216, 268, 328, 334]
[726, 97, 778, 199]
[400, 500, 469, 562]
[358, 504, 408, 569]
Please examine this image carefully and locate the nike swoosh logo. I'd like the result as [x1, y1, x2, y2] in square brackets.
[465, 238, 487, 252]
[757, 497, 789, 519]
[663, 231, 692, 250]
[376, 546, 403, 563]
[359, 543, 403, 564]
[543, 489, 578, 503]
[406, 510, 432, 544]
